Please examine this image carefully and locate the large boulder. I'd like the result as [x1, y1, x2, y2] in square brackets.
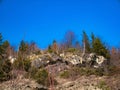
[85, 53, 107, 68]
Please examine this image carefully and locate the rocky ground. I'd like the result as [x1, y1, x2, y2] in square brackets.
[0, 79, 47, 90]
[0, 75, 120, 90]
[0, 52, 120, 90]
[55, 75, 120, 90]
[55, 75, 104, 90]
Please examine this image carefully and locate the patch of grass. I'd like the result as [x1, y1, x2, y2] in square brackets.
[28, 68, 57, 87]
[60, 70, 70, 79]
[75, 67, 105, 76]
[59, 67, 106, 80]
[34, 69, 49, 86]
[66, 48, 77, 53]
[97, 81, 110, 90]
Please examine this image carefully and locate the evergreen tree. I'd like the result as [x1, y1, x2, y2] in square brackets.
[0, 33, 12, 82]
[2, 41, 10, 55]
[91, 32, 95, 45]
[0, 33, 3, 45]
[2, 40, 10, 48]
[48, 45, 53, 53]
[19, 40, 28, 54]
[91, 32, 95, 52]
[0, 33, 4, 56]
[92, 37, 110, 59]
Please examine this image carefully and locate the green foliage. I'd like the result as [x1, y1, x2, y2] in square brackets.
[34, 50, 41, 55]
[79, 67, 105, 76]
[34, 69, 49, 86]
[28, 66, 38, 78]
[48, 45, 53, 53]
[94, 68, 105, 76]
[60, 70, 70, 79]
[97, 81, 110, 90]
[23, 59, 31, 72]
[91, 33, 110, 59]
[28, 67, 58, 87]
[19, 40, 28, 54]
[0, 33, 3, 45]
[2, 40, 10, 49]
[78, 67, 95, 76]
[0, 59, 12, 82]
[67, 48, 76, 52]
[13, 58, 31, 72]
[92, 38, 110, 58]
[0, 33, 12, 82]
[0, 33, 5, 55]
[14, 40, 31, 72]
[59, 67, 106, 79]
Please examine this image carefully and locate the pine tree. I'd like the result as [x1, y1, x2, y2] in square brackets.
[92, 37, 110, 59]
[48, 45, 53, 53]
[0, 33, 3, 45]
[0, 33, 4, 56]
[19, 40, 28, 54]
[0, 33, 12, 82]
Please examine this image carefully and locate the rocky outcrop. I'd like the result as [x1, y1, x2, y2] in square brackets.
[30, 52, 107, 69]
[45, 62, 70, 76]
[59, 53, 107, 68]
[31, 54, 52, 68]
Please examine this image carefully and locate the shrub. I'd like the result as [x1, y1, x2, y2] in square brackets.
[28, 67, 57, 87]
[13, 58, 31, 72]
[107, 65, 120, 76]
[59, 67, 105, 79]
[34, 69, 49, 86]
[34, 50, 41, 55]
[23, 59, 31, 72]
[0, 59, 12, 82]
[97, 81, 110, 90]
[28, 66, 38, 78]
[94, 68, 104, 76]
[60, 70, 70, 79]
[73, 67, 106, 76]
[67, 48, 76, 53]
[77, 67, 95, 76]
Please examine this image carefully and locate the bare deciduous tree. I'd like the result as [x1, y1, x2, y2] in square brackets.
[63, 30, 76, 49]
[110, 47, 120, 67]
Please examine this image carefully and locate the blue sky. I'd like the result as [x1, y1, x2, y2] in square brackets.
[0, 0, 120, 49]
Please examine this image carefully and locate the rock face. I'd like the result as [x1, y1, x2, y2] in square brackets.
[31, 54, 52, 68]
[45, 62, 70, 76]
[8, 56, 16, 64]
[59, 53, 107, 68]
[30, 52, 107, 69]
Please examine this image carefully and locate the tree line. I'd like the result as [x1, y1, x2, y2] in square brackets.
[0, 30, 120, 82]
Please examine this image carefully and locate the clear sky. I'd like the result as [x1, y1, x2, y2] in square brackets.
[0, 0, 120, 49]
